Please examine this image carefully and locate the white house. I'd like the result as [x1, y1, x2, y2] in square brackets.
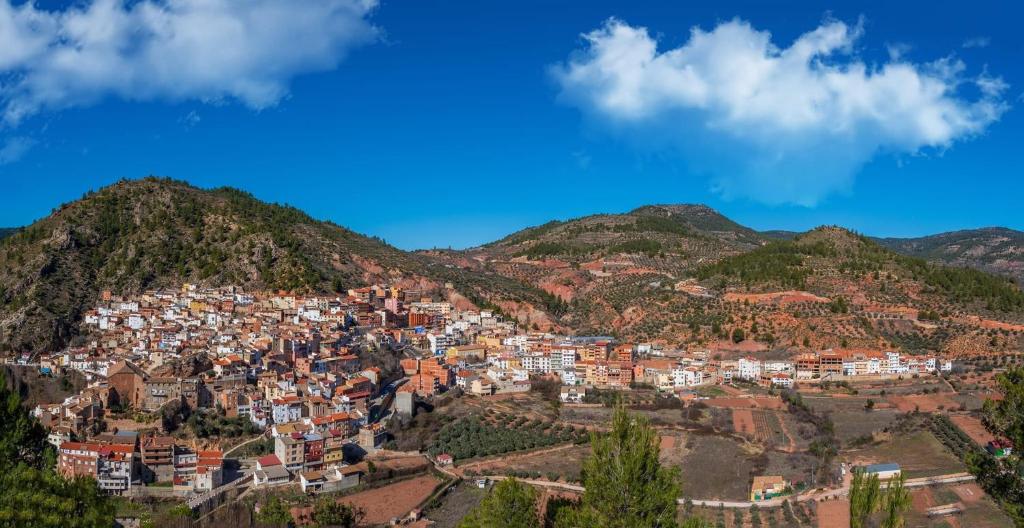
[737, 357, 762, 381]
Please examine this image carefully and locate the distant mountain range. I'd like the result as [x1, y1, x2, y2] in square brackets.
[1, 178, 1021, 354]
[0, 228, 19, 240]
[875, 228, 1024, 286]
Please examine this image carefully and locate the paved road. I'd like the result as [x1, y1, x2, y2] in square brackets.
[456, 465, 975, 509]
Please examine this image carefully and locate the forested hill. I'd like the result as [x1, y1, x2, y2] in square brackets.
[877, 227, 1024, 286]
[0, 227, 18, 240]
[0, 178, 560, 353]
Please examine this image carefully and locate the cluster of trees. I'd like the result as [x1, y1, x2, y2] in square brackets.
[848, 469, 910, 528]
[0, 372, 115, 527]
[899, 256, 1024, 313]
[428, 416, 585, 461]
[970, 367, 1024, 523]
[694, 240, 833, 290]
[256, 495, 362, 527]
[460, 406, 713, 528]
[609, 239, 664, 258]
[516, 241, 583, 260]
[186, 409, 263, 439]
[927, 414, 979, 460]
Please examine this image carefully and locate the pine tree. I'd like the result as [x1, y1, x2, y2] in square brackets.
[460, 478, 539, 528]
[0, 372, 115, 528]
[555, 406, 680, 528]
[312, 497, 362, 528]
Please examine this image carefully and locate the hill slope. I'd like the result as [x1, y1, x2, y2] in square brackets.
[456, 210, 1024, 354]
[0, 178, 560, 353]
[877, 228, 1024, 286]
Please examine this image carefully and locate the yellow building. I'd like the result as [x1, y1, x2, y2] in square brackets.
[750, 475, 787, 501]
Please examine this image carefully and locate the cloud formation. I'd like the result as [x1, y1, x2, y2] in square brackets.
[554, 18, 1008, 205]
[0, 0, 378, 124]
[962, 36, 991, 49]
[0, 136, 35, 164]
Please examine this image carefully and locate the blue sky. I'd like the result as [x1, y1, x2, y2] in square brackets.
[0, 0, 1021, 249]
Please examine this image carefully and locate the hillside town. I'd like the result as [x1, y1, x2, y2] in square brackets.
[9, 281, 968, 508]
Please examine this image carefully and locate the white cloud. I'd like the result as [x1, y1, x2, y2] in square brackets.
[0, 136, 35, 164]
[553, 18, 1009, 206]
[0, 0, 378, 124]
[962, 36, 991, 49]
[180, 110, 201, 128]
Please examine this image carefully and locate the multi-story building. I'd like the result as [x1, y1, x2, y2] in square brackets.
[275, 434, 306, 473]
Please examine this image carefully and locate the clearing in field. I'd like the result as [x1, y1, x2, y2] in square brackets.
[732, 408, 756, 436]
[816, 498, 850, 528]
[888, 393, 960, 412]
[338, 474, 441, 525]
[731, 409, 795, 451]
[677, 435, 759, 501]
[949, 414, 996, 447]
[423, 481, 487, 528]
[846, 430, 966, 479]
[829, 409, 899, 443]
[458, 444, 590, 482]
[706, 396, 785, 410]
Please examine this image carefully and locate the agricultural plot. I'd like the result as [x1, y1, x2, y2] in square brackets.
[428, 415, 587, 461]
[460, 444, 590, 482]
[338, 474, 442, 525]
[677, 435, 760, 501]
[901, 482, 1014, 528]
[815, 498, 850, 528]
[423, 481, 487, 528]
[948, 414, 996, 447]
[846, 430, 966, 479]
[830, 409, 900, 443]
[732, 409, 793, 450]
[889, 393, 961, 412]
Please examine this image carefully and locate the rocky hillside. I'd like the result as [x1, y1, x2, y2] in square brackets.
[0, 178, 560, 353]
[0, 228, 18, 240]
[450, 210, 1024, 354]
[877, 228, 1024, 286]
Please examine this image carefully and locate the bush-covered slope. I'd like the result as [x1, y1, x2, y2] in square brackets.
[877, 227, 1024, 286]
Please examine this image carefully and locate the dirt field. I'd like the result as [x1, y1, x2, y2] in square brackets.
[659, 432, 689, 468]
[706, 397, 786, 410]
[732, 408, 756, 436]
[816, 498, 850, 528]
[460, 444, 590, 482]
[889, 393, 961, 412]
[339, 474, 441, 525]
[949, 414, 996, 447]
[830, 409, 900, 443]
[899, 482, 1014, 528]
[677, 435, 759, 500]
[731, 409, 794, 450]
